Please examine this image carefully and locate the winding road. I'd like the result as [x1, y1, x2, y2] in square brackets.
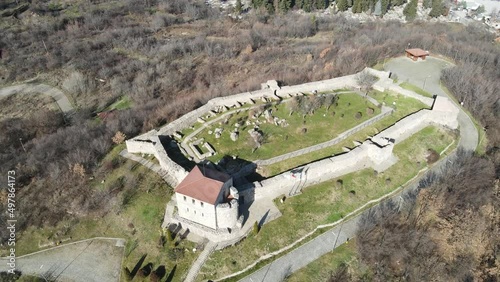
[236, 57, 479, 282]
[0, 83, 74, 115]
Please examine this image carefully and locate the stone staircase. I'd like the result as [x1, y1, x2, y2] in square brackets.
[184, 241, 218, 282]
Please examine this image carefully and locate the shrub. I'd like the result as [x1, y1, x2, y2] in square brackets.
[366, 107, 375, 115]
[426, 149, 439, 164]
[355, 112, 362, 119]
[253, 221, 259, 235]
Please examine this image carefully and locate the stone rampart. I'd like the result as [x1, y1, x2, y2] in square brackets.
[150, 135, 188, 186]
[216, 199, 239, 229]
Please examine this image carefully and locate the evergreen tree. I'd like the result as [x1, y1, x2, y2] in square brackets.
[352, 0, 362, 12]
[423, 0, 431, 9]
[314, 0, 329, 9]
[429, 0, 444, 17]
[381, 0, 389, 14]
[253, 221, 260, 235]
[295, 0, 304, 9]
[362, 0, 371, 12]
[235, 0, 243, 14]
[391, 0, 406, 6]
[166, 228, 174, 245]
[337, 0, 349, 11]
[278, 0, 293, 13]
[303, 0, 313, 11]
[403, 0, 418, 20]
[266, 0, 275, 13]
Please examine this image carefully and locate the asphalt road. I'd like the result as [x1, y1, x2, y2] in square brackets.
[386, 56, 478, 151]
[238, 57, 479, 282]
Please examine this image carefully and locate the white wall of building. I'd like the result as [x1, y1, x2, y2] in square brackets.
[175, 193, 218, 229]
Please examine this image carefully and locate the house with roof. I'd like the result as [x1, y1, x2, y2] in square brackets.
[174, 165, 240, 230]
[405, 48, 429, 61]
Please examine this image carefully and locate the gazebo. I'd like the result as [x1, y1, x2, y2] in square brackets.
[405, 48, 429, 61]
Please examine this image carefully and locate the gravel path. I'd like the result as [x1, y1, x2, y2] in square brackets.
[0, 83, 74, 115]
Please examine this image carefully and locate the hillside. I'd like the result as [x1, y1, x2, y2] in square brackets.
[0, 2, 498, 280]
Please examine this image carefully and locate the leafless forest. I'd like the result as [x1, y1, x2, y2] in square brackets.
[0, 0, 498, 272]
[350, 150, 499, 281]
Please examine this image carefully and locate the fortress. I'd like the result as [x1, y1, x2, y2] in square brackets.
[125, 67, 459, 243]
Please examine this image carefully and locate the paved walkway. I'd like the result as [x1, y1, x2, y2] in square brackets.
[0, 238, 125, 282]
[238, 218, 359, 282]
[184, 241, 218, 282]
[0, 83, 74, 115]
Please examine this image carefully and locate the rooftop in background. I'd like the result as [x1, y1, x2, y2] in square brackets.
[174, 166, 231, 204]
[405, 48, 429, 57]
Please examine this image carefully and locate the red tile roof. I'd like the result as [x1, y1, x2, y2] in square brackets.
[406, 48, 429, 57]
[174, 166, 231, 205]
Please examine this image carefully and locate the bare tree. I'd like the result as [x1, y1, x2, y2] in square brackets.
[355, 70, 378, 93]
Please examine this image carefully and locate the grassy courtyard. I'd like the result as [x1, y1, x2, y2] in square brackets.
[261, 90, 430, 176]
[194, 92, 380, 162]
[12, 145, 198, 282]
[199, 126, 456, 281]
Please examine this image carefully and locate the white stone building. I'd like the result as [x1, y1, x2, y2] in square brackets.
[174, 166, 239, 230]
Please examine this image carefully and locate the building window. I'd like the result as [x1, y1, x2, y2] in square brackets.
[183, 196, 186, 201]
[194, 210, 196, 215]
[192, 199, 195, 204]
[202, 213, 204, 217]
[201, 202, 204, 207]
[186, 208, 189, 212]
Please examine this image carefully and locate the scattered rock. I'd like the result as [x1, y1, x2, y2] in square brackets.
[197, 117, 205, 123]
[230, 131, 239, 141]
[306, 53, 313, 62]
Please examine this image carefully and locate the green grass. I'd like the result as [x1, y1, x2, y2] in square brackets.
[262, 91, 429, 176]
[399, 82, 434, 98]
[195, 93, 379, 162]
[107, 95, 132, 111]
[11, 144, 198, 282]
[201, 126, 455, 280]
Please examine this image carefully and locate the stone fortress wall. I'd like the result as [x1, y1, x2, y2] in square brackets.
[127, 68, 381, 185]
[125, 68, 460, 238]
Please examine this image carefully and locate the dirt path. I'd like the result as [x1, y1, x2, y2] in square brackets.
[0, 83, 74, 115]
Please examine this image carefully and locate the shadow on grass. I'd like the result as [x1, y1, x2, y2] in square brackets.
[131, 254, 147, 278]
[165, 264, 177, 282]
